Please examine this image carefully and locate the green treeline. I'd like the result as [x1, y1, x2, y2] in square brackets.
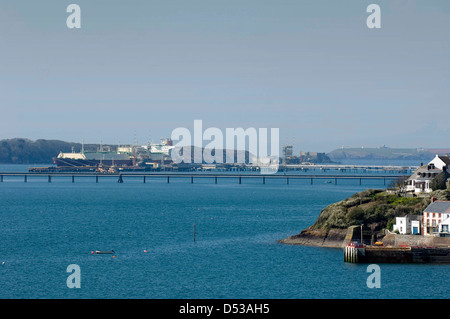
[0, 138, 82, 164]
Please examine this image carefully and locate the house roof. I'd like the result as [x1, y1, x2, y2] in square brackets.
[407, 165, 443, 181]
[437, 155, 450, 166]
[424, 201, 450, 214]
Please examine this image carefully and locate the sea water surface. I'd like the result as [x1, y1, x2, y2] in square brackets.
[0, 164, 448, 299]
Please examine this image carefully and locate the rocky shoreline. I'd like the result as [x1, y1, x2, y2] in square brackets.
[279, 227, 348, 248]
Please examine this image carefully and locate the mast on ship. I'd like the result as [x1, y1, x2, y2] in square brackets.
[133, 132, 137, 168]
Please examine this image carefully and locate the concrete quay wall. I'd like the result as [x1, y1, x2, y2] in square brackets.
[344, 246, 450, 263]
[382, 233, 450, 248]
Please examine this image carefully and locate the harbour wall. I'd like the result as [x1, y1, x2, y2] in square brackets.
[344, 246, 450, 263]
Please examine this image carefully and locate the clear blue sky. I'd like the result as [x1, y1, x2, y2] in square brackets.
[0, 0, 449, 152]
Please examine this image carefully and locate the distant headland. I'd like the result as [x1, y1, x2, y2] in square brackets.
[327, 145, 450, 162]
[0, 138, 107, 164]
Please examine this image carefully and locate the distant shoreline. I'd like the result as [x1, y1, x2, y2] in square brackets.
[1, 138, 448, 165]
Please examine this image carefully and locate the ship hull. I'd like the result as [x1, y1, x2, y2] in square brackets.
[53, 157, 133, 167]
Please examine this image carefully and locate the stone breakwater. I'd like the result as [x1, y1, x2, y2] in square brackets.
[279, 228, 348, 248]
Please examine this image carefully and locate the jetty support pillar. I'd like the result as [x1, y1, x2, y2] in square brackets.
[344, 243, 365, 263]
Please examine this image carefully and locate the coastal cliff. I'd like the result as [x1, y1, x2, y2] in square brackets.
[280, 188, 450, 248]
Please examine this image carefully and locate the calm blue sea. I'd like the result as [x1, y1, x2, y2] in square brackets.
[0, 164, 448, 299]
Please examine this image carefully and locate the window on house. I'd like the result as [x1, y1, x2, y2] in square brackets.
[442, 225, 449, 233]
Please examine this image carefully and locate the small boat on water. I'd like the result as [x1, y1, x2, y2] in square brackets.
[92, 250, 115, 254]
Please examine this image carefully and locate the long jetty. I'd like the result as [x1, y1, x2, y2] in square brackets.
[0, 172, 409, 185]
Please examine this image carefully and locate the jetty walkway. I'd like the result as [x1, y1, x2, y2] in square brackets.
[0, 171, 409, 185]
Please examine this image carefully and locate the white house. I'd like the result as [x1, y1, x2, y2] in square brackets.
[429, 154, 450, 170]
[406, 155, 450, 194]
[393, 215, 421, 235]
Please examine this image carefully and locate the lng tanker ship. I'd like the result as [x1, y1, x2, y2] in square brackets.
[53, 139, 174, 168]
[53, 146, 134, 168]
